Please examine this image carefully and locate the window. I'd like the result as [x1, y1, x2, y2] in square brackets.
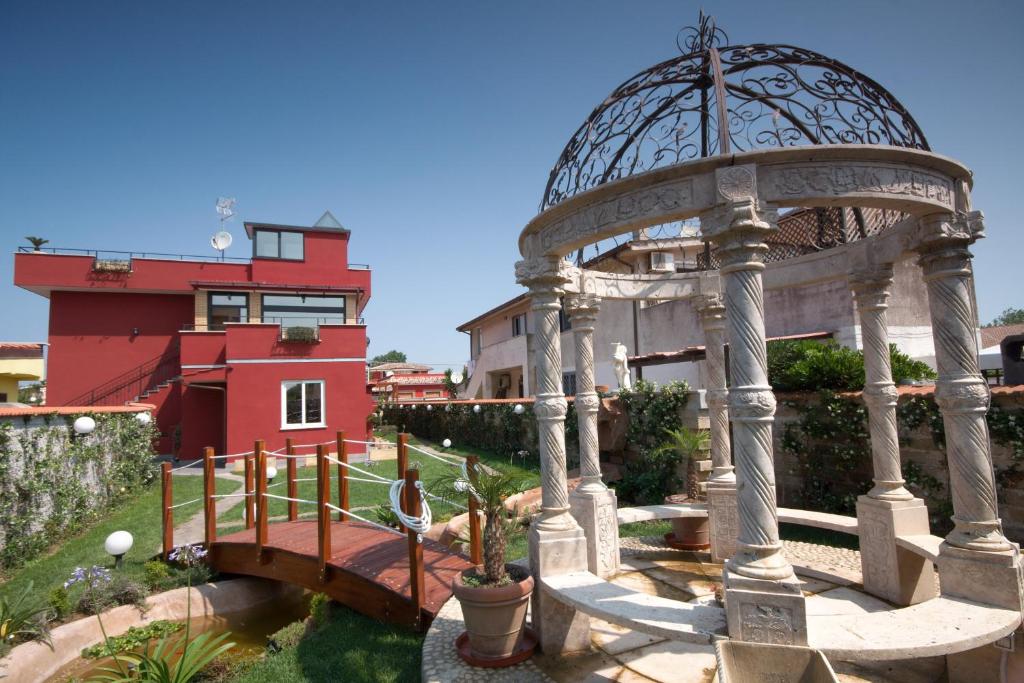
[558, 298, 571, 332]
[282, 380, 324, 428]
[562, 371, 576, 396]
[208, 291, 248, 330]
[474, 327, 482, 357]
[262, 294, 345, 330]
[254, 229, 304, 260]
[512, 313, 526, 337]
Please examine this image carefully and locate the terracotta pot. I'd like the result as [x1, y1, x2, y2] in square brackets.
[664, 493, 710, 550]
[452, 565, 534, 662]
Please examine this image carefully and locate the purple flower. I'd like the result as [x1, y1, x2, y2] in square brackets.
[64, 565, 110, 589]
[169, 544, 208, 567]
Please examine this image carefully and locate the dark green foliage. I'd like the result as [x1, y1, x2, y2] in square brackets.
[81, 620, 184, 659]
[615, 447, 685, 506]
[617, 380, 690, 451]
[46, 586, 72, 620]
[370, 350, 407, 365]
[986, 307, 1024, 327]
[308, 593, 331, 627]
[0, 581, 52, 654]
[143, 561, 172, 590]
[767, 340, 935, 392]
[282, 326, 317, 343]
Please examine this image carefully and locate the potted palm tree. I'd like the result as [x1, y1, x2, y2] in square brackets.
[654, 427, 711, 550]
[433, 461, 535, 667]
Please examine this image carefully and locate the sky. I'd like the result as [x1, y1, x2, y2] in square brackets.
[1, 1, 1022, 370]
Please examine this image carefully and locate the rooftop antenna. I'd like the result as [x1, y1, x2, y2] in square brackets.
[211, 197, 236, 260]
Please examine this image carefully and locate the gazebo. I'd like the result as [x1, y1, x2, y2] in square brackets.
[515, 13, 1023, 677]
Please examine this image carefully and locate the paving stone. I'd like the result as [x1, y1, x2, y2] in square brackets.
[644, 566, 719, 598]
[795, 575, 840, 595]
[609, 568, 696, 602]
[617, 640, 717, 683]
[805, 587, 890, 617]
[590, 618, 665, 656]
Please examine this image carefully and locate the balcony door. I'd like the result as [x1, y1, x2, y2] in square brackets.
[262, 294, 346, 331]
[208, 292, 249, 330]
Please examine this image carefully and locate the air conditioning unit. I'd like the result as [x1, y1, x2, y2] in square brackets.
[650, 251, 675, 273]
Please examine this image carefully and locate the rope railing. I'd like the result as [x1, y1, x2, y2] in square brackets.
[162, 432, 481, 620]
[405, 442, 463, 466]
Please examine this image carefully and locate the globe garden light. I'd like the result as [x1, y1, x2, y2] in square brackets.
[73, 416, 96, 435]
[104, 530, 134, 569]
[442, 438, 452, 448]
[266, 464, 278, 483]
[513, 404, 524, 415]
[473, 405, 481, 414]
[135, 411, 152, 426]
[426, 404, 433, 411]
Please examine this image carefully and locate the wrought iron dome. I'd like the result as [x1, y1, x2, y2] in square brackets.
[541, 13, 929, 211]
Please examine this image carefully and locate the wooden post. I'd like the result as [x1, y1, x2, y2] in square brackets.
[467, 455, 482, 566]
[286, 438, 297, 521]
[161, 462, 173, 561]
[203, 447, 216, 548]
[337, 431, 349, 522]
[256, 445, 268, 562]
[316, 444, 332, 582]
[244, 452, 255, 530]
[397, 433, 409, 514]
[405, 467, 425, 629]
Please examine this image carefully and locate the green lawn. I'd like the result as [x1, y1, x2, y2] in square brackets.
[378, 428, 541, 484]
[0, 473, 239, 606]
[226, 603, 422, 683]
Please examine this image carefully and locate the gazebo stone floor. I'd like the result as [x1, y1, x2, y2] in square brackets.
[421, 537, 947, 683]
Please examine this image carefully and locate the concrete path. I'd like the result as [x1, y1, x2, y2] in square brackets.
[163, 470, 245, 550]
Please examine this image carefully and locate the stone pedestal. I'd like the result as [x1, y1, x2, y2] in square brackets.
[724, 562, 808, 646]
[528, 524, 592, 654]
[569, 486, 619, 578]
[707, 484, 738, 563]
[856, 496, 936, 605]
[937, 542, 1024, 612]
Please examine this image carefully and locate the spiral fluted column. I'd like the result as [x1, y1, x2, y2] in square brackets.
[701, 193, 793, 582]
[697, 292, 734, 486]
[912, 212, 1010, 552]
[567, 293, 619, 577]
[850, 266, 913, 501]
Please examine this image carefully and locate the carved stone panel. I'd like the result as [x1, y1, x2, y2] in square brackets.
[761, 163, 955, 210]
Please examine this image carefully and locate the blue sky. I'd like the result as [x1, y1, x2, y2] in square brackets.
[1, 1, 1021, 369]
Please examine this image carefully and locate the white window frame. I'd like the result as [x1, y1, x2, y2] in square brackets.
[281, 379, 326, 430]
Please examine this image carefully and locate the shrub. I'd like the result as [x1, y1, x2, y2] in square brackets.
[282, 326, 317, 343]
[617, 379, 690, 451]
[47, 586, 72, 621]
[143, 560, 172, 590]
[75, 575, 148, 615]
[616, 447, 686, 506]
[767, 340, 936, 392]
[309, 593, 331, 627]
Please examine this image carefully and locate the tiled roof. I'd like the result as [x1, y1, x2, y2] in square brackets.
[0, 402, 154, 418]
[369, 362, 433, 372]
[981, 324, 1024, 350]
[0, 342, 45, 359]
[379, 374, 447, 386]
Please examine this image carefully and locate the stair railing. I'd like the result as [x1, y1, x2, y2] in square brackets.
[67, 343, 180, 406]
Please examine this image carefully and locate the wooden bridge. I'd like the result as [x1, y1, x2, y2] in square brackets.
[160, 433, 481, 630]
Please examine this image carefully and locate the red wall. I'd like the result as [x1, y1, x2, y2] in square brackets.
[179, 383, 225, 459]
[46, 291, 194, 404]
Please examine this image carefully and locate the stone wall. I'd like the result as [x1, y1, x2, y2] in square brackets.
[771, 387, 1024, 543]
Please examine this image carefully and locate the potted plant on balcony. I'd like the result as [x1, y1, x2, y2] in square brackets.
[433, 461, 535, 667]
[655, 427, 711, 550]
[24, 236, 48, 252]
[282, 326, 318, 343]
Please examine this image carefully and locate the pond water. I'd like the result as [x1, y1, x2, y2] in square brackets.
[47, 590, 309, 682]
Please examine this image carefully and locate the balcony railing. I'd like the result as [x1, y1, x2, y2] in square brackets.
[181, 316, 366, 333]
[18, 245, 252, 264]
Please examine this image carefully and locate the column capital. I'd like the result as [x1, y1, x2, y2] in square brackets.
[849, 264, 894, 311]
[695, 291, 725, 315]
[515, 256, 575, 292]
[909, 210, 985, 255]
[565, 293, 601, 325]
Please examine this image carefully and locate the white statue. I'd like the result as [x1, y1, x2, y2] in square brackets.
[611, 342, 631, 391]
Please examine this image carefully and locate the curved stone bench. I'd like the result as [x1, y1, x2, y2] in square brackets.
[540, 571, 727, 643]
[777, 508, 858, 534]
[808, 595, 1021, 661]
[616, 503, 708, 525]
[894, 533, 944, 562]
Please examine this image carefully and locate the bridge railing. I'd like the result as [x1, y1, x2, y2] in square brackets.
[160, 431, 483, 624]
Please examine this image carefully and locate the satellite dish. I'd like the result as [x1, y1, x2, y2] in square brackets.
[211, 230, 233, 251]
[450, 372, 464, 385]
[385, 370, 395, 378]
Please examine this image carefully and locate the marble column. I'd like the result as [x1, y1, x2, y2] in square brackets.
[851, 265, 935, 605]
[701, 165, 806, 646]
[515, 255, 591, 653]
[697, 292, 738, 563]
[911, 211, 1022, 613]
[567, 293, 620, 578]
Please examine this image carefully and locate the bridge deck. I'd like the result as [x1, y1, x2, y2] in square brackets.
[208, 520, 473, 629]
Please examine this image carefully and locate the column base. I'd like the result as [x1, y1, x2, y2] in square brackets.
[569, 484, 620, 578]
[856, 495, 936, 606]
[937, 541, 1024, 612]
[723, 562, 808, 645]
[707, 484, 738, 563]
[528, 522, 591, 654]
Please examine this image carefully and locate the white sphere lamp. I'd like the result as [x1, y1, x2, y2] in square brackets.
[73, 416, 96, 435]
[426, 404, 433, 411]
[266, 464, 278, 483]
[442, 438, 452, 448]
[135, 411, 152, 426]
[513, 404, 524, 415]
[473, 405, 481, 414]
[105, 530, 134, 569]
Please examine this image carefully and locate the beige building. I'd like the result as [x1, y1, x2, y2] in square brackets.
[0, 343, 45, 404]
[457, 209, 938, 400]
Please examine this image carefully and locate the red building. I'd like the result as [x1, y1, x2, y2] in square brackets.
[368, 362, 449, 402]
[14, 212, 375, 460]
